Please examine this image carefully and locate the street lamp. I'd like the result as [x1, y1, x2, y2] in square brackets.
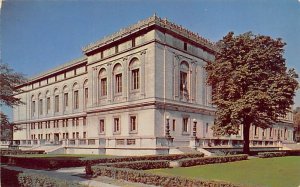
[192, 118, 197, 137]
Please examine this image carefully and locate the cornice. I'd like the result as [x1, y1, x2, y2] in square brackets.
[82, 14, 217, 54]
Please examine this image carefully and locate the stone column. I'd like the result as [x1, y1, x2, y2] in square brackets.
[140, 50, 146, 97]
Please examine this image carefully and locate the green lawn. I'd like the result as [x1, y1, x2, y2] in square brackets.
[149, 156, 300, 187]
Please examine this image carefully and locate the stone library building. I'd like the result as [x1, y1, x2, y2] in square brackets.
[11, 15, 294, 155]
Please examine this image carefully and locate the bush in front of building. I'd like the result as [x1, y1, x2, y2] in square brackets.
[285, 150, 300, 156]
[257, 152, 286, 158]
[86, 160, 170, 175]
[18, 172, 83, 187]
[177, 154, 248, 167]
[90, 165, 241, 187]
[1, 168, 22, 187]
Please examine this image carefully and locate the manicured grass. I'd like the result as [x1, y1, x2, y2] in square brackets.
[149, 156, 300, 187]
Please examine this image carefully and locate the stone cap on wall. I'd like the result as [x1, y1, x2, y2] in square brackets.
[82, 14, 217, 54]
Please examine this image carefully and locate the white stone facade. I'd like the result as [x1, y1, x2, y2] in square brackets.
[12, 15, 294, 155]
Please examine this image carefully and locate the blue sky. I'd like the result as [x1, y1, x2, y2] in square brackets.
[1, 0, 300, 120]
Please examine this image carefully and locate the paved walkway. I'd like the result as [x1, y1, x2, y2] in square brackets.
[1, 165, 155, 187]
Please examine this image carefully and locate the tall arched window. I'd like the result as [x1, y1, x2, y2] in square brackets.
[73, 83, 79, 109]
[99, 68, 107, 97]
[54, 88, 59, 113]
[180, 61, 189, 99]
[31, 95, 36, 117]
[83, 80, 88, 108]
[129, 58, 140, 91]
[45, 91, 51, 114]
[63, 86, 68, 111]
[38, 93, 43, 116]
[113, 63, 122, 94]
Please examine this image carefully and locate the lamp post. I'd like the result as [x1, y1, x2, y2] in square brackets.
[165, 115, 170, 138]
[192, 118, 197, 137]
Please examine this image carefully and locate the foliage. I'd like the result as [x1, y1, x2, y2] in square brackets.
[205, 32, 299, 153]
[257, 152, 286, 158]
[1, 167, 22, 187]
[0, 63, 26, 107]
[177, 154, 248, 167]
[0, 112, 13, 140]
[18, 172, 83, 187]
[91, 165, 241, 187]
[150, 156, 300, 187]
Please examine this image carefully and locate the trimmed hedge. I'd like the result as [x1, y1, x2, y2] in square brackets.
[0, 149, 45, 155]
[18, 172, 83, 187]
[86, 160, 170, 175]
[178, 154, 248, 167]
[91, 165, 241, 187]
[285, 150, 300, 156]
[1, 153, 204, 170]
[258, 152, 286, 158]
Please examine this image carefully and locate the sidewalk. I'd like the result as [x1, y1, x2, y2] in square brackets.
[1, 165, 156, 187]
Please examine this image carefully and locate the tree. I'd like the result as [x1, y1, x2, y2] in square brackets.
[205, 32, 298, 154]
[293, 109, 300, 142]
[0, 63, 26, 141]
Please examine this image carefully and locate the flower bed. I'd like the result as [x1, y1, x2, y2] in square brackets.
[177, 154, 248, 167]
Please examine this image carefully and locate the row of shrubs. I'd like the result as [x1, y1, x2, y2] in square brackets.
[258, 152, 286, 158]
[178, 154, 248, 167]
[0, 149, 44, 155]
[18, 172, 84, 187]
[1, 153, 204, 170]
[91, 165, 241, 187]
[86, 160, 170, 175]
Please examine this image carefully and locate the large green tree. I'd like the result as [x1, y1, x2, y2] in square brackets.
[205, 32, 298, 154]
[0, 63, 26, 141]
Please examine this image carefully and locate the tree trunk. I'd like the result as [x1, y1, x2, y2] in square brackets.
[243, 122, 251, 154]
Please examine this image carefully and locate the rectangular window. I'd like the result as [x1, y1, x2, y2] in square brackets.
[39, 99, 43, 115]
[32, 101, 36, 116]
[114, 118, 120, 133]
[72, 132, 75, 139]
[115, 74, 122, 93]
[65, 119, 68, 127]
[254, 126, 258, 136]
[84, 88, 88, 108]
[184, 42, 187, 51]
[270, 128, 273, 137]
[183, 118, 188, 132]
[76, 118, 79, 126]
[99, 119, 105, 133]
[132, 69, 139, 90]
[74, 90, 79, 109]
[101, 78, 107, 96]
[46, 97, 50, 114]
[115, 45, 119, 53]
[83, 132, 86, 139]
[66, 133, 69, 139]
[132, 38, 136, 47]
[172, 120, 176, 131]
[130, 116, 137, 132]
[206, 123, 209, 133]
[55, 95, 59, 112]
[83, 117, 86, 126]
[64, 93, 68, 110]
[76, 132, 79, 139]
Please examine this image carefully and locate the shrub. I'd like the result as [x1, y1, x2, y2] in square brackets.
[178, 154, 248, 167]
[285, 150, 300, 156]
[258, 152, 286, 158]
[86, 160, 170, 174]
[1, 168, 22, 187]
[18, 172, 83, 187]
[91, 165, 241, 187]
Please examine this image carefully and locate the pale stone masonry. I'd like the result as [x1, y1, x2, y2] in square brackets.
[12, 15, 294, 155]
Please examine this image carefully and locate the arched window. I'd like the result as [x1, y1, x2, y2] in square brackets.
[113, 63, 122, 94]
[45, 91, 51, 114]
[180, 61, 189, 98]
[129, 58, 140, 91]
[63, 86, 68, 111]
[73, 83, 79, 109]
[31, 95, 36, 117]
[54, 88, 59, 113]
[83, 80, 88, 108]
[38, 93, 43, 115]
[99, 68, 107, 97]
